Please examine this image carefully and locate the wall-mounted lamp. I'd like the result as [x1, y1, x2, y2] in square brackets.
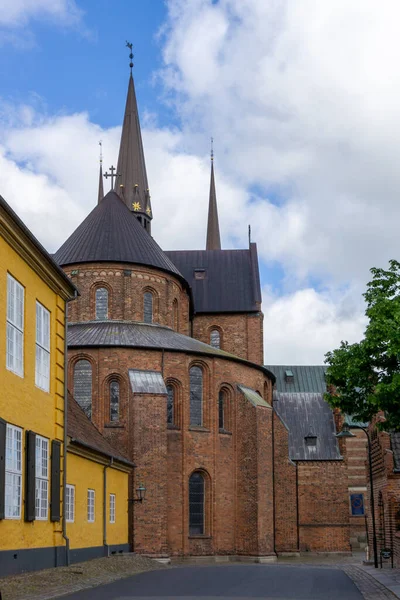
[130, 483, 146, 503]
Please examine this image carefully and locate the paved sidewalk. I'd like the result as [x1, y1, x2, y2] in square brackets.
[359, 564, 400, 599]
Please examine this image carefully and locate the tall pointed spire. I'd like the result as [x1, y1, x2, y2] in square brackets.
[98, 141, 104, 204]
[206, 139, 221, 250]
[115, 43, 152, 233]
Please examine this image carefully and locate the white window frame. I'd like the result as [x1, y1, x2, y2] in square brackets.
[110, 493, 116, 523]
[5, 424, 22, 519]
[87, 489, 95, 522]
[65, 484, 75, 523]
[35, 435, 49, 520]
[6, 274, 24, 377]
[35, 302, 50, 392]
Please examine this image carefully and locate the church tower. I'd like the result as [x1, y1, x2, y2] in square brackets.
[114, 44, 153, 233]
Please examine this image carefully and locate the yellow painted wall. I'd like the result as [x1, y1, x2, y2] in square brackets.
[66, 452, 129, 549]
[0, 234, 67, 550]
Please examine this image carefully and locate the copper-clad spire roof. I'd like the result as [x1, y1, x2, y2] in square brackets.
[115, 73, 152, 230]
[206, 147, 221, 250]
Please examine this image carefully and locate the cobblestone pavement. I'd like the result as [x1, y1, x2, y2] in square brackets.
[343, 566, 398, 599]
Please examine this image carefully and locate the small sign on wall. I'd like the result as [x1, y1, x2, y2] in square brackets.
[350, 493, 365, 516]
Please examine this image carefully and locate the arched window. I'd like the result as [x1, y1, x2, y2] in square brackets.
[218, 389, 225, 430]
[210, 329, 220, 349]
[110, 380, 120, 422]
[166, 384, 174, 425]
[95, 287, 108, 320]
[172, 299, 179, 331]
[190, 366, 203, 426]
[189, 472, 205, 535]
[143, 292, 153, 324]
[74, 359, 92, 419]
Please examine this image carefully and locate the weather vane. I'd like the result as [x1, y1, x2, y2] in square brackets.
[211, 137, 214, 161]
[126, 41, 134, 73]
[99, 140, 102, 164]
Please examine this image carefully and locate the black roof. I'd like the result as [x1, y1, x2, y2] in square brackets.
[266, 365, 327, 393]
[54, 191, 182, 279]
[165, 244, 261, 313]
[274, 392, 341, 461]
[67, 320, 275, 381]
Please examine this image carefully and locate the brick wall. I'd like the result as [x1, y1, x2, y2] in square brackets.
[297, 461, 351, 552]
[273, 413, 298, 553]
[192, 312, 264, 365]
[345, 430, 368, 545]
[64, 263, 190, 335]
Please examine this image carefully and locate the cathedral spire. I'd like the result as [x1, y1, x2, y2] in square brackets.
[98, 141, 104, 204]
[206, 139, 221, 250]
[115, 43, 152, 233]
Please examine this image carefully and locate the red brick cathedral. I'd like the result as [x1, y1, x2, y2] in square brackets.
[54, 70, 359, 559]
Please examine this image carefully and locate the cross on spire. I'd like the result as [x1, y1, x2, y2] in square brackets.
[103, 165, 120, 189]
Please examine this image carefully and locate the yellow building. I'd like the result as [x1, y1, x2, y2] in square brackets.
[0, 194, 133, 576]
[66, 395, 133, 561]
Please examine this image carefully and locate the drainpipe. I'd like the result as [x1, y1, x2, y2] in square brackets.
[62, 295, 76, 566]
[103, 458, 113, 557]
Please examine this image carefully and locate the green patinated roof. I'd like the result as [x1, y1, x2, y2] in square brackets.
[266, 365, 327, 393]
[344, 414, 369, 429]
[237, 385, 271, 408]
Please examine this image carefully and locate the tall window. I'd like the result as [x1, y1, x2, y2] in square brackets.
[74, 360, 92, 419]
[110, 380, 120, 422]
[172, 299, 179, 331]
[36, 302, 50, 391]
[95, 287, 108, 320]
[65, 484, 75, 523]
[35, 435, 49, 520]
[190, 366, 203, 426]
[6, 274, 24, 377]
[87, 489, 95, 522]
[143, 292, 153, 324]
[167, 385, 174, 425]
[210, 329, 220, 349]
[5, 424, 22, 519]
[109, 493, 116, 523]
[189, 472, 205, 535]
[218, 390, 226, 430]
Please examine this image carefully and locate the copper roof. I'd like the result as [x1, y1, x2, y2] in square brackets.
[206, 160, 221, 250]
[67, 393, 133, 466]
[54, 191, 182, 278]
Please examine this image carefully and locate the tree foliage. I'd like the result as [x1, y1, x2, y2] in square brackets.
[325, 260, 400, 431]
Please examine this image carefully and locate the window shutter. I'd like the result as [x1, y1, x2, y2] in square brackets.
[0, 418, 6, 520]
[50, 440, 61, 522]
[25, 430, 36, 522]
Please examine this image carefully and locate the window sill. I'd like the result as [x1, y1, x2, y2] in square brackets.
[104, 423, 124, 429]
[189, 426, 210, 433]
[189, 535, 212, 539]
[219, 429, 232, 435]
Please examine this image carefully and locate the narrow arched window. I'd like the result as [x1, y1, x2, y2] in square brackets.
[189, 472, 205, 535]
[190, 366, 203, 426]
[95, 287, 108, 320]
[210, 329, 220, 349]
[167, 384, 174, 425]
[218, 389, 225, 430]
[173, 299, 179, 331]
[143, 292, 153, 324]
[74, 360, 92, 419]
[110, 380, 120, 422]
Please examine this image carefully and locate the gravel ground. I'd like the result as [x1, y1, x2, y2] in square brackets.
[0, 554, 167, 600]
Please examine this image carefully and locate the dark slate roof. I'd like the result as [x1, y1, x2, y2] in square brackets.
[67, 321, 275, 381]
[391, 433, 400, 472]
[67, 393, 133, 466]
[165, 244, 261, 313]
[266, 365, 327, 393]
[129, 370, 167, 395]
[54, 191, 181, 278]
[274, 392, 341, 461]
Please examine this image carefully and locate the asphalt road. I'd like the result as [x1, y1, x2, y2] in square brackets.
[62, 564, 363, 600]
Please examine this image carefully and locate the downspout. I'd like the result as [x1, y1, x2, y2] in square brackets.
[272, 408, 276, 555]
[296, 463, 300, 551]
[62, 294, 76, 566]
[103, 458, 113, 557]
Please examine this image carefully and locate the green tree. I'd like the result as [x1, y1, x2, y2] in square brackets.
[325, 260, 400, 431]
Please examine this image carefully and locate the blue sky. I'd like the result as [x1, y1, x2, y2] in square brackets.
[2, 0, 399, 363]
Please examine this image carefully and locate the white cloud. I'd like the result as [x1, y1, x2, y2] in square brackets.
[0, 0, 82, 27]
